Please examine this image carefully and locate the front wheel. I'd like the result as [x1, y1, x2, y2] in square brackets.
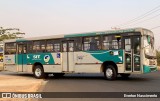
[104, 65, 117, 80]
[33, 65, 46, 79]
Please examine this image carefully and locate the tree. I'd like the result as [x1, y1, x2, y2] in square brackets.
[156, 50, 160, 66]
[0, 27, 25, 41]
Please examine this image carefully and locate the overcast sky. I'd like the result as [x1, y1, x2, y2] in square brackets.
[0, 0, 160, 49]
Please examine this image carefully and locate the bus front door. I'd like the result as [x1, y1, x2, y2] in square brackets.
[123, 36, 141, 73]
[62, 41, 74, 72]
[17, 44, 27, 72]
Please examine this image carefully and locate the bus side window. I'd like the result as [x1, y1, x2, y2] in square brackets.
[27, 41, 33, 53]
[46, 40, 53, 52]
[40, 40, 46, 53]
[69, 42, 74, 52]
[23, 46, 27, 54]
[134, 37, 140, 54]
[102, 36, 109, 50]
[90, 38, 97, 50]
[125, 38, 131, 52]
[19, 47, 22, 54]
[102, 36, 112, 50]
[54, 43, 60, 52]
[63, 43, 67, 52]
[83, 36, 100, 51]
[5, 43, 16, 55]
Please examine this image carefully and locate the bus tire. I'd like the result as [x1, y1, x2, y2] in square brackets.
[53, 73, 65, 78]
[120, 74, 131, 78]
[104, 65, 117, 80]
[33, 65, 46, 79]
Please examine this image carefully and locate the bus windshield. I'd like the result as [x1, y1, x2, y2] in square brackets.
[143, 35, 156, 59]
[143, 35, 154, 49]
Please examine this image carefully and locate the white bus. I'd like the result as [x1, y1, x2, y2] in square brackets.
[0, 41, 3, 70]
[3, 28, 157, 80]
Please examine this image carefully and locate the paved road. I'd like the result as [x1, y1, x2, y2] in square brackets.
[39, 71, 160, 101]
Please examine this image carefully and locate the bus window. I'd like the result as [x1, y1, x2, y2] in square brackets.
[102, 36, 110, 50]
[33, 41, 40, 53]
[33, 40, 46, 53]
[40, 40, 46, 52]
[54, 43, 60, 52]
[46, 40, 61, 52]
[5, 43, 16, 54]
[74, 38, 82, 51]
[102, 35, 121, 50]
[63, 43, 67, 52]
[133, 37, 140, 54]
[113, 35, 121, 49]
[23, 46, 27, 54]
[69, 42, 74, 52]
[46, 40, 53, 52]
[83, 36, 100, 51]
[18, 46, 23, 54]
[27, 41, 33, 53]
[146, 35, 154, 49]
[125, 38, 131, 52]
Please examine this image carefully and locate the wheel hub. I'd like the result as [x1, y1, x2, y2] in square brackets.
[35, 68, 42, 77]
[106, 68, 113, 78]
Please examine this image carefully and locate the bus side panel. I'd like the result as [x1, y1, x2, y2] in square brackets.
[26, 53, 62, 73]
[4, 55, 17, 72]
[117, 64, 125, 73]
[74, 50, 123, 73]
[43, 65, 62, 73]
[75, 64, 101, 73]
[74, 52, 102, 73]
[43, 53, 62, 73]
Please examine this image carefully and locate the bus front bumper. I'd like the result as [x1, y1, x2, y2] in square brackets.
[143, 65, 157, 74]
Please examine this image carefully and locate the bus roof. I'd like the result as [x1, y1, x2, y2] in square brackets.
[3, 27, 152, 43]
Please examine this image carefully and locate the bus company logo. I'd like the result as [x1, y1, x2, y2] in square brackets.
[33, 55, 40, 59]
[44, 55, 50, 62]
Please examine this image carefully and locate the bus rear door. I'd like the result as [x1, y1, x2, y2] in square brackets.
[17, 43, 27, 72]
[62, 40, 74, 72]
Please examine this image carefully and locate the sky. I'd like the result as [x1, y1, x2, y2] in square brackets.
[0, 0, 160, 49]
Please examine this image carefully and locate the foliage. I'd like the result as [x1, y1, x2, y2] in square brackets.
[0, 27, 25, 41]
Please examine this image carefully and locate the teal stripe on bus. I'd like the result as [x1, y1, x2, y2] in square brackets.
[16, 53, 55, 65]
[84, 50, 123, 63]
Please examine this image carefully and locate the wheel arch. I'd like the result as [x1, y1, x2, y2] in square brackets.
[101, 61, 118, 73]
[32, 62, 43, 72]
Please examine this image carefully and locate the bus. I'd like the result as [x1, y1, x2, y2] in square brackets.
[0, 41, 3, 71]
[3, 27, 157, 80]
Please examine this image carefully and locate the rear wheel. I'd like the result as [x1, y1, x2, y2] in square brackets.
[120, 74, 131, 78]
[104, 65, 117, 80]
[33, 65, 46, 79]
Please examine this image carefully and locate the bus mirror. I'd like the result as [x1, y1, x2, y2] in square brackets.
[115, 36, 121, 41]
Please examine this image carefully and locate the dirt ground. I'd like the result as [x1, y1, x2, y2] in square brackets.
[0, 71, 46, 101]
